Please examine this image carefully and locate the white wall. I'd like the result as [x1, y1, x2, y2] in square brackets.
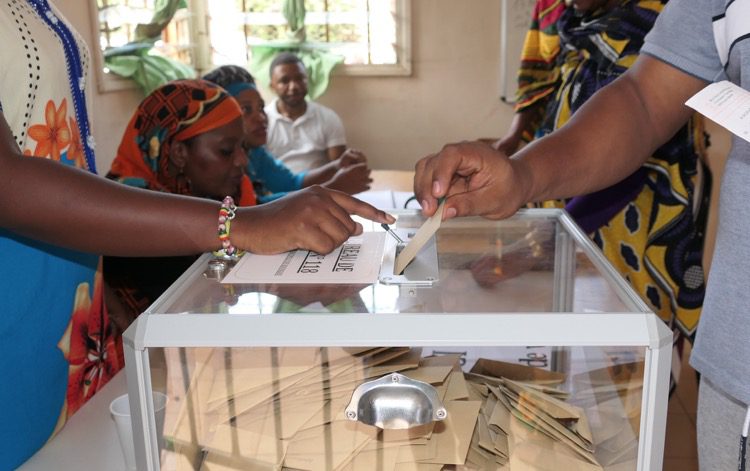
[313, 0, 515, 170]
[61, 0, 517, 173]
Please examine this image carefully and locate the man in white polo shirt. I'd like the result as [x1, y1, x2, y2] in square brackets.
[265, 52, 362, 173]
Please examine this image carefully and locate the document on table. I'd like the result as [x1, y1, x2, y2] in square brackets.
[220, 232, 385, 284]
[686, 80, 750, 143]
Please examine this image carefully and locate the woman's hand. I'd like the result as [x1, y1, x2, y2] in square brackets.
[324, 163, 372, 194]
[302, 148, 370, 191]
[337, 148, 367, 167]
[233, 185, 394, 255]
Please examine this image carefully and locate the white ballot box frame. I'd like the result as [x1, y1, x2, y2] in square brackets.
[122, 208, 671, 471]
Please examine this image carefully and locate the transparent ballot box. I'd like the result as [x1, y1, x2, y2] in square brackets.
[123, 209, 671, 471]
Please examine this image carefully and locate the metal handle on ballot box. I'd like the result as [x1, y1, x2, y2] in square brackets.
[345, 373, 447, 429]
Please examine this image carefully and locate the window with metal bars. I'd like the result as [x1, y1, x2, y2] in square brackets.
[96, 0, 193, 66]
[92, 0, 410, 92]
[217, 0, 405, 68]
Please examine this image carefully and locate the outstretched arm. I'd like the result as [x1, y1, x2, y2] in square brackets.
[414, 55, 709, 219]
[0, 114, 393, 257]
[0, 113, 220, 256]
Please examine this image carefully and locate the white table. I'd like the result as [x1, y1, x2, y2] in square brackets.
[19, 371, 130, 471]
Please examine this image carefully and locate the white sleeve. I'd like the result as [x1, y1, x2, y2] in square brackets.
[321, 107, 347, 148]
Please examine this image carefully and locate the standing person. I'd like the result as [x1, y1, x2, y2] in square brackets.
[265, 52, 364, 173]
[413, 0, 749, 467]
[203, 65, 372, 203]
[496, 0, 711, 390]
[0, 3, 393, 468]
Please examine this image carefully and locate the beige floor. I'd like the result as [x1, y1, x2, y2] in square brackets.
[663, 343, 700, 471]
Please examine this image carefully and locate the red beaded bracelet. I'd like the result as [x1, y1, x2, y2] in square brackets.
[213, 196, 243, 259]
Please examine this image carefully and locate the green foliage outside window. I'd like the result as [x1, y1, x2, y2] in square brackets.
[100, 0, 196, 96]
[306, 24, 359, 43]
[241, 0, 365, 44]
[306, 0, 358, 11]
[97, 0, 400, 97]
[238, 0, 281, 12]
[244, 0, 345, 99]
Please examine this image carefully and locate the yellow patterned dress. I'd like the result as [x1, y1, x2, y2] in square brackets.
[515, 0, 710, 385]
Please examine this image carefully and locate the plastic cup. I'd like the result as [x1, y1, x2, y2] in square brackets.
[110, 391, 168, 471]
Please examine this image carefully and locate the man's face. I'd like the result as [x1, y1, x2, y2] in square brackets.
[270, 62, 308, 107]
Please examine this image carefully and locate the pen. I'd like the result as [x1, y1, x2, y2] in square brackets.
[381, 223, 405, 244]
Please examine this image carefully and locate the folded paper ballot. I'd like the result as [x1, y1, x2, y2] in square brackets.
[686, 81, 750, 144]
[163, 348, 642, 470]
[395, 200, 445, 275]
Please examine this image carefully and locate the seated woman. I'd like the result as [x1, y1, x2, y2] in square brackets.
[202, 65, 372, 204]
[104, 79, 252, 324]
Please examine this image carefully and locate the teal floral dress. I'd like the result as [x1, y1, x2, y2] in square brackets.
[0, 2, 123, 468]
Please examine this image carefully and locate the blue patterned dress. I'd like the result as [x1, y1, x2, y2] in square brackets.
[0, 2, 123, 468]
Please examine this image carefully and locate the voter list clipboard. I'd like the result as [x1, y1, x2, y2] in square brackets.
[220, 232, 385, 284]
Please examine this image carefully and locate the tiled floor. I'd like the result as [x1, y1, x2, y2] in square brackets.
[663, 343, 699, 471]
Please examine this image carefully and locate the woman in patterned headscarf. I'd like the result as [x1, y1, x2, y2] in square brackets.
[104, 79, 252, 323]
[108, 78, 254, 205]
[495, 0, 710, 391]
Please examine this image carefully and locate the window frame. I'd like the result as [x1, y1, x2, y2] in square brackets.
[90, 0, 411, 93]
[332, 0, 412, 77]
[89, 0, 138, 93]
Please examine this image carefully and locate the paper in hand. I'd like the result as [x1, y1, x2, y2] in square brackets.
[395, 199, 445, 275]
[685, 80, 750, 143]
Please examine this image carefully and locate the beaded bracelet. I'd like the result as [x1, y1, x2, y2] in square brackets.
[213, 196, 244, 259]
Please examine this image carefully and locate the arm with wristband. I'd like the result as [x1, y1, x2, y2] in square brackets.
[0, 112, 393, 257]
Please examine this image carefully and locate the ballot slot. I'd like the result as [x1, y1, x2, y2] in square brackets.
[379, 229, 439, 286]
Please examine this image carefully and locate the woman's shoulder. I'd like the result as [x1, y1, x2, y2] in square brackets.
[250, 145, 277, 163]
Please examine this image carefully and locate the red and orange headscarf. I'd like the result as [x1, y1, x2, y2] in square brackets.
[107, 79, 256, 206]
